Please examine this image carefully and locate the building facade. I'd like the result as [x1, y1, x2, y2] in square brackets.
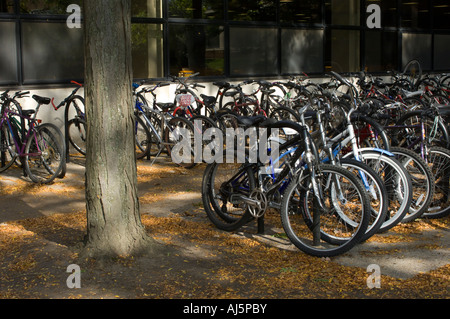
[0, 0, 449, 87]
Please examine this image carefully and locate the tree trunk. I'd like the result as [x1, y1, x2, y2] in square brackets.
[82, 0, 153, 258]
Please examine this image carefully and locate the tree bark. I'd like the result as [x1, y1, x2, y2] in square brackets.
[82, 0, 153, 258]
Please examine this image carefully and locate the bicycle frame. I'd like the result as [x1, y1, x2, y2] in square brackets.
[0, 107, 42, 159]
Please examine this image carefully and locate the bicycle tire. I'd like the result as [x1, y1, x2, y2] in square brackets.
[339, 158, 388, 242]
[38, 123, 67, 179]
[269, 106, 301, 122]
[202, 160, 255, 231]
[394, 110, 450, 149]
[352, 150, 413, 232]
[350, 113, 390, 151]
[390, 146, 435, 222]
[67, 117, 87, 155]
[0, 124, 18, 173]
[164, 116, 196, 169]
[24, 125, 65, 184]
[280, 164, 370, 257]
[134, 114, 151, 160]
[423, 146, 450, 218]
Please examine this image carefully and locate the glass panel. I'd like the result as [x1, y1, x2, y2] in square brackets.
[22, 22, 84, 83]
[169, 24, 224, 76]
[280, 0, 322, 24]
[230, 27, 278, 76]
[281, 29, 323, 74]
[0, 0, 15, 13]
[327, 29, 360, 72]
[228, 0, 276, 22]
[401, 0, 430, 29]
[365, 31, 398, 72]
[402, 33, 432, 70]
[168, 0, 223, 20]
[433, 0, 450, 29]
[434, 35, 450, 70]
[326, 0, 360, 26]
[0, 22, 18, 84]
[20, 0, 82, 14]
[132, 0, 163, 18]
[132, 24, 164, 79]
[366, 0, 397, 28]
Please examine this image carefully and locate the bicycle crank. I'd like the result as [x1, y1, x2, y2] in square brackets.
[229, 189, 268, 218]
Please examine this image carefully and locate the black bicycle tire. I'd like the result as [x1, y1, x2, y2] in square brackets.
[339, 158, 388, 242]
[67, 118, 87, 156]
[280, 164, 371, 257]
[24, 125, 65, 184]
[395, 110, 450, 149]
[134, 114, 152, 160]
[423, 146, 450, 219]
[38, 123, 67, 179]
[389, 146, 435, 222]
[202, 161, 255, 231]
[164, 116, 196, 169]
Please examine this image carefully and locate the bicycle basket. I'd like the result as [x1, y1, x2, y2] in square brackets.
[176, 94, 195, 107]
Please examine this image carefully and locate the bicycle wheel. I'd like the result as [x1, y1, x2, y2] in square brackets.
[67, 117, 87, 155]
[394, 111, 450, 150]
[390, 147, 434, 222]
[355, 150, 413, 232]
[38, 123, 67, 179]
[269, 106, 301, 122]
[339, 158, 388, 242]
[134, 114, 151, 160]
[350, 113, 390, 151]
[423, 146, 450, 218]
[164, 116, 196, 168]
[280, 164, 370, 257]
[24, 125, 65, 184]
[202, 160, 255, 231]
[0, 124, 18, 172]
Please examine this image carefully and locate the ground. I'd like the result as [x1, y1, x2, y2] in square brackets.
[0, 154, 448, 300]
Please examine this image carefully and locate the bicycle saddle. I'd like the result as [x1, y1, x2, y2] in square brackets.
[156, 103, 175, 112]
[200, 94, 216, 107]
[32, 95, 51, 105]
[213, 81, 230, 89]
[236, 116, 267, 127]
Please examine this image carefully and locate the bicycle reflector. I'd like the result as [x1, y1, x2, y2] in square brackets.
[176, 94, 195, 107]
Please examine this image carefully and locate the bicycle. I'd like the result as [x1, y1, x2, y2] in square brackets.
[325, 71, 413, 232]
[132, 82, 197, 168]
[0, 92, 66, 184]
[202, 110, 371, 257]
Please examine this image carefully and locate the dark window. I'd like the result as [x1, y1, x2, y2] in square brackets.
[279, 0, 322, 25]
[228, 0, 276, 22]
[365, 31, 398, 72]
[230, 27, 278, 76]
[433, 0, 450, 30]
[20, 0, 82, 15]
[434, 34, 450, 70]
[367, 0, 397, 28]
[21, 22, 84, 83]
[326, 29, 360, 72]
[326, 0, 360, 26]
[402, 33, 432, 70]
[0, 0, 14, 13]
[281, 29, 323, 74]
[168, 0, 223, 20]
[169, 24, 224, 76]
[0, 21, 18, 84]
[132, 0, 163, 18]
[132, 24, 164, 79]
[401, 0, 430, 29]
